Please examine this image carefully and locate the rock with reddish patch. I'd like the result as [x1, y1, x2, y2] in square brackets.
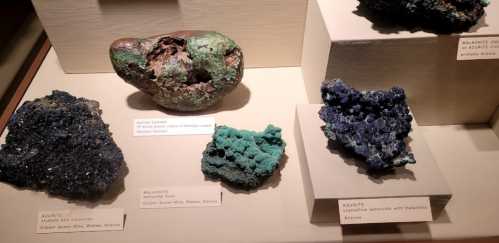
[110, 31, 244, 111]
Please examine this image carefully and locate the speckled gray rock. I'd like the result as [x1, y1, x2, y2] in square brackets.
[110, 31, 244, 111]
[0, 91, 125, 200]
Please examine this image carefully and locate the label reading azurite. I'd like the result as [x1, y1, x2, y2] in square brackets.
[36, 208, 124, 233]
[134, 117, 215, 136]
[339, 197, 432, 225]
[457, 36, 499, 60]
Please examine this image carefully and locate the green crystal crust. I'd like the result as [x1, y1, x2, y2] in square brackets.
[201, 125, 286, 190]
[110, 31, 244, 111]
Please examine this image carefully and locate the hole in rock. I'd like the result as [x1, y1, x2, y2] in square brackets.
[224, 48, 240, 66]
[186, 68, 212, 85]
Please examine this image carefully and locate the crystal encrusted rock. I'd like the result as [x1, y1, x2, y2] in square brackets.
[201, 125, 286, 190]
[319, 80, 415, 171]
[110, 31, 244, 111]
[0, 91, 125, 200]
[358, 0, 490, 33]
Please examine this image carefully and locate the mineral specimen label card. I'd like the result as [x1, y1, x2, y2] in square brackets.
[457, 36, 499, 60]
[338, 197, 432, 225]
[133, 117, 215, 136]
[140, 185, 221, 209]
[36, 208, 124, 233]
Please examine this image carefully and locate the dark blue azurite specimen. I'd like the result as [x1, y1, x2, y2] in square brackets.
[357, 0, 490, 33]
[319, 80, 415, 171]
[202, 125, 286, 190]
[0, 91, 125, 200]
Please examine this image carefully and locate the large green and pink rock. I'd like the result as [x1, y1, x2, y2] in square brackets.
[110, 31, 244, 111]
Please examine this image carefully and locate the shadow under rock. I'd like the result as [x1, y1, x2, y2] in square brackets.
[468, 12, 489, 33]
[353, 3, 488, 35]
[342, 222, 431, 241]
[205, 154, 289, 195]
[327, 139, 416, 184]
[126, 83, 251, 116]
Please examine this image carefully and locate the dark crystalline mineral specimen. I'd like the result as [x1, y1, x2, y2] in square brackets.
[0, 91, 125, 200]
[319, 80, 415, 171]
[357, 0, 490, 33]
[110, 31, 244, 112]
[201, 125, 286, 190]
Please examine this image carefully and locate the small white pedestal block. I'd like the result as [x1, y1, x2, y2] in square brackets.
[31, 0, 307, 73]
[295, 104, 452, 223]
[302, 0, 499, 125]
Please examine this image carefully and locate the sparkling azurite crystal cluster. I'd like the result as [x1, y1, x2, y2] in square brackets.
[202, 125, 286, 189]
[0, 91, 125, 200]
[110, 31, 244, 111]
[319, 80, 415, 171]
[358, 0, 490, 33]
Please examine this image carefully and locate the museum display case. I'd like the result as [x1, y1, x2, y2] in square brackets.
[0, 1, 498, 243]
[0, 0, 45, 115]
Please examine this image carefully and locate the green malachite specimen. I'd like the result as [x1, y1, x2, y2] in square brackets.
[110, 31, 244, 111]
[202, 125, 286, 190]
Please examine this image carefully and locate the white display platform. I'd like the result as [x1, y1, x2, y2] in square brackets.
[302, 0, 499, 125]
[31, 0, 307, 73]
[295, 104, 451, 222]
[1, 49, 499, 242]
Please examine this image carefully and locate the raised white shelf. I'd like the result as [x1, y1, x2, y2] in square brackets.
[0, 49, 499, 242]
[295, 104, 451, 223]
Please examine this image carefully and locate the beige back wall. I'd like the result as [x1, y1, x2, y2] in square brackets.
[325, 37, 499, 125]
[31, 0, 307, 73]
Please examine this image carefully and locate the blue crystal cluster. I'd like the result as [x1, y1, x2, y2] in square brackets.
[0, 91, 125, 200]
[358, 0, 490, 33]
[319, 80, 415, 171]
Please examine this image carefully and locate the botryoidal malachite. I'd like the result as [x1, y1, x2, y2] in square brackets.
[201, 125, 286, 190]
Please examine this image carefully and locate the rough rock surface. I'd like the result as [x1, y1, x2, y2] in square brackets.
[319, 80, 415, 171]
[110, 31, 244, 111]
[201, 125, 286, 189]
[358, 0, 490, 33]
[0, 91, 125, 200]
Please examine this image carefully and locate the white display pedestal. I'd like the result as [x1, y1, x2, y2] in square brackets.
[302, 0, 499, 125]
[295, 104, 452, 222]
